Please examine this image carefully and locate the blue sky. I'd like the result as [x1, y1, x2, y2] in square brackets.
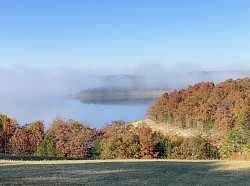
[1, 0, 250, 71]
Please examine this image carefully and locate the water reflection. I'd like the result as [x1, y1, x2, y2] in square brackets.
[80, 98, 157, 105]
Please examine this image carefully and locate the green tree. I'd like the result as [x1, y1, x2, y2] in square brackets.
[116, 130, 140, 159]
[38, 132, 61, 156]
[153, 133, 171, 158]
[220, 108, 250, 158]
[190, 134, 213, 159]
[93, 139, 101, 159]
[100, 136, 117, 159]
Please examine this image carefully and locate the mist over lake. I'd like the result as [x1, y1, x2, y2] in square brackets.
[0, 95, 150, 129]
[1, 66, 250, 129]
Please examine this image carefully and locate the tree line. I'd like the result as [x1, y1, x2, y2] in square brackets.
[0, 115, 218, 159]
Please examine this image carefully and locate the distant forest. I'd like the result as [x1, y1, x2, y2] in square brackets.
[1, 77, 250, 160]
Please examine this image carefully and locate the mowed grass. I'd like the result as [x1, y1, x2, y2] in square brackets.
[1, 159, 250, 185]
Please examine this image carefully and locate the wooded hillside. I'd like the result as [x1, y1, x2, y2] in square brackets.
[147, 77, 250, 158]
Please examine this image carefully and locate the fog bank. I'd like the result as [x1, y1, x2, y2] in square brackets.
[0, 64, 249, 127]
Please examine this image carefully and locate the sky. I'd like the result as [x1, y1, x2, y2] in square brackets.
[1, 0, 250, 71]
[1, 0, 250, 127]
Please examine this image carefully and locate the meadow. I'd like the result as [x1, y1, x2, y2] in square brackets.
[1, 159, 250, 185]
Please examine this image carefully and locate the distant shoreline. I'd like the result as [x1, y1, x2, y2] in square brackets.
[67, 89, 166, 105]
[67, 90, 167, 101]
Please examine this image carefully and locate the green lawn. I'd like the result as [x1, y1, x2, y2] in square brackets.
[1, 159, 250, 185]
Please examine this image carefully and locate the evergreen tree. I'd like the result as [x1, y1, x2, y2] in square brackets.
[38, 132, 61, 156]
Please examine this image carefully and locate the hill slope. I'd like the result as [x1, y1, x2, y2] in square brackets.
[146, 77, 250, 158]
[132, 119, 199, 138]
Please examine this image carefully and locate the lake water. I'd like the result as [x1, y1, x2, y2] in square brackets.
[0, 96, 151, 129]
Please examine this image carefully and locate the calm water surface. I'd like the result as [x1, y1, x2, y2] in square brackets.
[0, 96, 150, 129]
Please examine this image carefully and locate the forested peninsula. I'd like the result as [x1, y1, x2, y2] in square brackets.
[1, 77, 250, 160]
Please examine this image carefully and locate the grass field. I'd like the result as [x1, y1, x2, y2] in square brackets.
[1, 159, 250, 185]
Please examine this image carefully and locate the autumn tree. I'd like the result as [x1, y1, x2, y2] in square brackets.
[98, 121, 140, 159]
[138, 125, 157, 159]
[9, 127, 30, 155]
[65, 120, 96, 158]
[0, 114, 18, 154]
[29, 121, 44, 155]
[48, 116, 68, 156]
[9, 121, 44, 155]
[48, 116, 96, 158]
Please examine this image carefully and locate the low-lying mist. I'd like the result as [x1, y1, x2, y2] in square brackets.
[1, 64, 249, 98]
[0, 63, 249, 128]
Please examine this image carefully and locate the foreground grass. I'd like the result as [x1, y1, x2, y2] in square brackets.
[1, 159, 250, 185]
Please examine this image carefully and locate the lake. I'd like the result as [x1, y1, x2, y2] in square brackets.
[0, 95, 151, 129]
